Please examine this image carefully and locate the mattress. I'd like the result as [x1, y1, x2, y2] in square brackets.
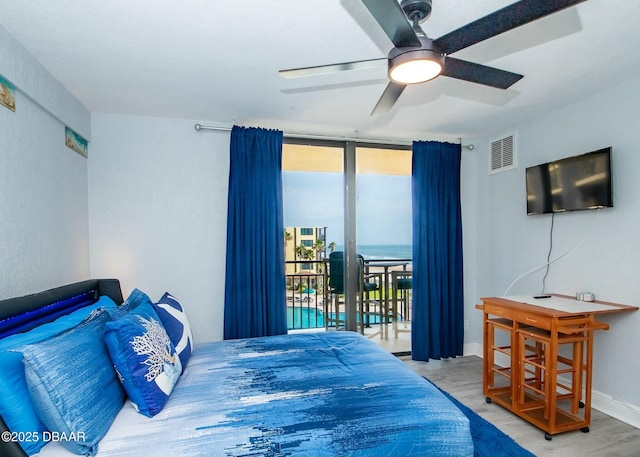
[37, 332, 473, 456]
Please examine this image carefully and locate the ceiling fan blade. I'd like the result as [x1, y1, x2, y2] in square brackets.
[361, 0, 421, 48]
[441, 57, 523, 89]
[279, 58, 386, 79]
[433, 0, 587, 55]
[370, 81, 406, 116]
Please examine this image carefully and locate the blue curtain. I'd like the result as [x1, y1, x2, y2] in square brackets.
[224, 126, 288, 339]
[411, 141, 464, 361]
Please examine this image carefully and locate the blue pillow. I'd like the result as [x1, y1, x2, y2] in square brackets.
[107, 288, 153, 319]
[0, 295, 117, 456]
[20, 308, 126, 456]
[153, 292, 193, 369]
[104, 301, 182, 417]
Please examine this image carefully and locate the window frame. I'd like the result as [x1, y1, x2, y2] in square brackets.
[283, 137, 411, 332]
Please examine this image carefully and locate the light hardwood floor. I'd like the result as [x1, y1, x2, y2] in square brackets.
[400, 355, 640, 457]
[339, 324, 639, 455]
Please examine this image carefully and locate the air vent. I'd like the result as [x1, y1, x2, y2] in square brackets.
[489, 132, 517, 174]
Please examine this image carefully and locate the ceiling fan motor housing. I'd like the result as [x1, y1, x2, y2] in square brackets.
[401, 0, 433, 23]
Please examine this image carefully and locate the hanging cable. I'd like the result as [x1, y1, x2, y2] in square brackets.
[541, 212, 555, 294]
[503, 209, 601, 296]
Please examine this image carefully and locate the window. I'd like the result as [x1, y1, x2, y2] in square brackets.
[282, 140, 411, 332]
[356, 147, 412, 260]
[282, 143, 344, 261]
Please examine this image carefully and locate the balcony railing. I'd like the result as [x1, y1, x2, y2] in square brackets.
[286, 260, 325, 330]
[285, 258, 412, 331]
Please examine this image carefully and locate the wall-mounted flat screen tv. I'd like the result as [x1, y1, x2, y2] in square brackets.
[526, 147, 613, 215]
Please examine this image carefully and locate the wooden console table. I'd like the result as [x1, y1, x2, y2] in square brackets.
[476, 295, 637, 440]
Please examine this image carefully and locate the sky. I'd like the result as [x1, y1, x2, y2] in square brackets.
[282, 171, 412, 247]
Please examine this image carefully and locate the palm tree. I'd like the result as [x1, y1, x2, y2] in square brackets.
[284, 230, 292, 246]
[328, 241, 337, 253]
[302, 247, 315, 261]
[313, 239, 325, 259]
[293, 245, 314, 273]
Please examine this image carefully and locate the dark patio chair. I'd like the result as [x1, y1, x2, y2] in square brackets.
[324, 251, 383, 336]
[391, 270, 412, 338]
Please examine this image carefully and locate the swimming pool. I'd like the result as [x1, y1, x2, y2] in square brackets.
[287, 307, 383, 330]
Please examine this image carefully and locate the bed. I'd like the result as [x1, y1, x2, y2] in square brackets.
[0, 279, 473, 457]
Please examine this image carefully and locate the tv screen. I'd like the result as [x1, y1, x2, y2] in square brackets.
[526, 147, 613, 215]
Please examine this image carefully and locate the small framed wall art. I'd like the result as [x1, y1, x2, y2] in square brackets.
[0, 74, 16, 112]
[65, 126, 88, 158]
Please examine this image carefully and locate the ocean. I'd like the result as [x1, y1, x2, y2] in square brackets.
[333, 244, 412, 260]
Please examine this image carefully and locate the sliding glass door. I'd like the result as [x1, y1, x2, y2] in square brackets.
[282, 140, 411, 334]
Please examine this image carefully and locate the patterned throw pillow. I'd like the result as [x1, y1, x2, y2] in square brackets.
[0, 295, 118, 456]
[153, 292, 193, 370]
[104, 301, 182, 417]
[20, 308, 126, 456]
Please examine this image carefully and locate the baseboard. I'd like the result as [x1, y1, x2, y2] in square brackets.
[463, 342, 483, 358]
[483, 352, 640, 429]
[590, 388, 640, 429]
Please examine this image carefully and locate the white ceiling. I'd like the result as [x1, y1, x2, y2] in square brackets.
[1, 0, 639, 142]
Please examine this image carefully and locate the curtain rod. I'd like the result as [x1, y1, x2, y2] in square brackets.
[194, 123, 475, 150]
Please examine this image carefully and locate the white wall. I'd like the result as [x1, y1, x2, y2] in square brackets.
[468, 77, 640, 415]
[88, 114, 229, 343]
[0, 26, 91, 300]
[460, 143, 482, 349]
[0, 26, 90, 140]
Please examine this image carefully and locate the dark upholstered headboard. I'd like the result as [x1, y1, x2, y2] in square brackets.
[0, 279, 123, 457]
[0, 279, 123, 322]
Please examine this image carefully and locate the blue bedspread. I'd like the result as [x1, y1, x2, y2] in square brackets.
[57, 332, 473, 456]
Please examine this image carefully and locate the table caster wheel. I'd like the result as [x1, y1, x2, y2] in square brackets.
[581, 427, 590, 433]
[579, 401, 585, 408]
[544, 433, 552, 441]
[485, 397, 492, 404]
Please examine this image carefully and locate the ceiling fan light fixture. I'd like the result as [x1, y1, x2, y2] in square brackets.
[388, 48, 444, 84]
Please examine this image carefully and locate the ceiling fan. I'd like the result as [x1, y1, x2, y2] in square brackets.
[279, 0, 587, 115]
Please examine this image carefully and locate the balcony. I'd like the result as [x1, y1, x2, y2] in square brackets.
[286, 259, 412, 353]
